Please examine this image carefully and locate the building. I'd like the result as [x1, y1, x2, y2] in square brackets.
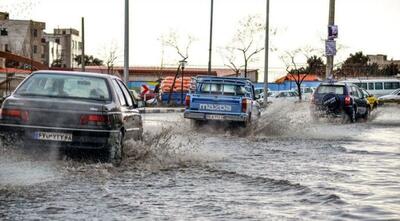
[368, 54, 400, 69]
[44, 28, 82, 68]
[253, 73, 321, 91]
[0, 12, 46, 68]
[43, 33, 63, 67]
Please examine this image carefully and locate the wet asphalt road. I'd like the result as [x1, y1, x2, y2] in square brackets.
[0, 102, 399, 220]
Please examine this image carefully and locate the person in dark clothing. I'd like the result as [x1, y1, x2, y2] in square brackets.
[153, 79, 161, 94]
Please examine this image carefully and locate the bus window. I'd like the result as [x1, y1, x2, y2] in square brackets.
[368, 83, 374, 90]
[383, 82, 400, 90]
[360, 83, 367, 89]
[375, 82, 383, 90]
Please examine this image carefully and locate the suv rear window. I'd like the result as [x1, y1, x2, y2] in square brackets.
[316, 85, 345, 95]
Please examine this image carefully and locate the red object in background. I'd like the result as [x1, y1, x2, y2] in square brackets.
[140, 85, 150, 96]
[140, 84, 157, 101]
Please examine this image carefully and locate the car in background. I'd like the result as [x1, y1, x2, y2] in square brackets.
[360, 88, 379, 110]
[255, 91, 273, 104]
[310, 81, 369, 122]
[378, 88, 400, 104]
[296, 87, 316, 101]
[0, 71, 143, 165]
[269, 90, 299, 102]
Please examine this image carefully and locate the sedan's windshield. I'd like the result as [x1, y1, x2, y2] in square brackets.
[16, 73, 111, 101]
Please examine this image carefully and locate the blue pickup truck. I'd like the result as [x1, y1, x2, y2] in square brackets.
[183, 76, 261, 127]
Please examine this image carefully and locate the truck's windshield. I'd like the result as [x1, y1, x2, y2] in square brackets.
[199, 83, 247, 96]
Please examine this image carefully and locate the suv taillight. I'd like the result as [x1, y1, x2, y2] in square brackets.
[80, 114, 108, 125]
[241, 98, 247, 112]
[344, 96, 351, 106]
[1, 109, 29, 122]
[185, 95, 191, 107]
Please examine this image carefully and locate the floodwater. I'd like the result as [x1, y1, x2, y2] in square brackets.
[1, 103, 399, 220]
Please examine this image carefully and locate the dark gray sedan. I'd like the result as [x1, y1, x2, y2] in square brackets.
[0, 71, 143, 165]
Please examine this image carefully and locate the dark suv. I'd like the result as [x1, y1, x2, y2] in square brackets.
[310, 81, 369, 122]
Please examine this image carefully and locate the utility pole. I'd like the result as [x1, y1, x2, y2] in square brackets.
[30, 20, 33, 72]
[124, 0, 129, 84]
[207, 0, 214, 75]
[81, 17, 85, 72]
[326, 0, 335, 79]
[263, 0, 270, 105]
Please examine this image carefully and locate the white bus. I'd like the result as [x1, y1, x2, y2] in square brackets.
[341, 78, 400, 96]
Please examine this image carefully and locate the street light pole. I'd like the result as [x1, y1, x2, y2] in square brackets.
[263, 0, 270, 105]
[180, 61, 186, 105]
[208, 0, 214, 75]
[81, 17, 85, 72]
[326, 0, 335, 79]
[124, 0, 129, 84]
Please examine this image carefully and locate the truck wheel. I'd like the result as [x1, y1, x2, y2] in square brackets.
[350, 107, 356, 123]
[190, 119, 202, 129]
[241, 115, 252, 127]
[362, 107, 370, 120]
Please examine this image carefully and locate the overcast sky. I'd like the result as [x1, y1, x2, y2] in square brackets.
[1, 0, 400, 80]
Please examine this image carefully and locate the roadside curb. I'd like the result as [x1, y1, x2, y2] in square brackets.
[138, 107, 185, 114]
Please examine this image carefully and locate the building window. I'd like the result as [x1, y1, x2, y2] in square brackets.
[33, 29, 38, 37]
[0, 28, 7, 36]
[33, 45, 38, 54]
[55, 38, 60, 44]
[62, 30, 66, 35]
[4, 44, 9, 52]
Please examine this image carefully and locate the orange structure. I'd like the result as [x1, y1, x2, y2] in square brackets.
[0, 51, 47, 70]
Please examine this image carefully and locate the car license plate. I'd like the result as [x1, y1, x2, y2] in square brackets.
[34, 132, 73, 142]
[206, 115, 224, 120]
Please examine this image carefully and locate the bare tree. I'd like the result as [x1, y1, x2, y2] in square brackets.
[162, 31, 195, 62]
[280, 47, 319, 101]
[229, 15, 266, 78]
[160, 31, 196, 104]
[219, 46, 243, 77]
[102, 43, 119, 75]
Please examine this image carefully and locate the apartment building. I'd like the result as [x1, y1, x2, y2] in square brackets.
[0, 12, 46, 68]
[44, 28, 82, 68]
[368, 54, 400, 69]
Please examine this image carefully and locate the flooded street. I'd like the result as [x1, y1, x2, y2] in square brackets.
[1, 103, 400, 220]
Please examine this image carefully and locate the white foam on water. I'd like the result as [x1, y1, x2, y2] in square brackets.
[251, 101, 375, 141]
[122, 125, 223, 171]
[0, 156, 58, 186]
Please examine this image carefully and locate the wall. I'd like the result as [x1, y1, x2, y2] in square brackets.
[254, 81, 321, 91]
